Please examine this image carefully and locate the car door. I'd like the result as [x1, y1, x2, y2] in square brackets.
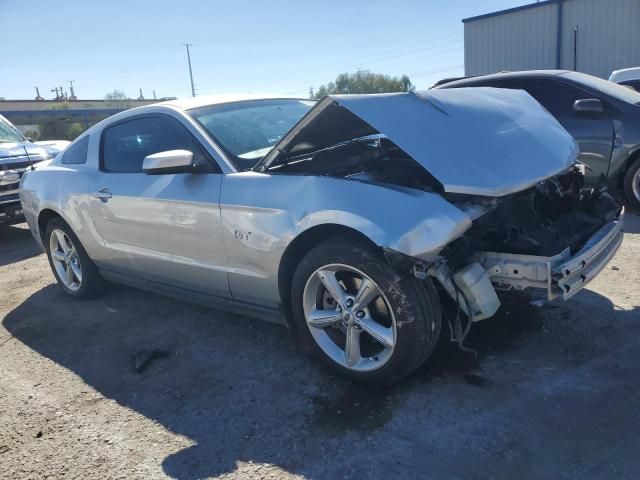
[494, 79, 614, 184]
[87, 113, 229, 298]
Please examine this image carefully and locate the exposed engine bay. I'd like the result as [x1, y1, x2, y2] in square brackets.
[447, 167, 622, 260]
[429, 167, 622, 352]
[268, 136, 444, 193]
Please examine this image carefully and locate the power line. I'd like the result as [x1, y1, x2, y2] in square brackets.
[408, 64, 464, 79]
[167, 31, 462, 96]
[194, 41, 463, 95]
[199, 37, 462, 93]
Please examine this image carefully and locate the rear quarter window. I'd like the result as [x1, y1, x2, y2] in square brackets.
[61, 136, 89, 165]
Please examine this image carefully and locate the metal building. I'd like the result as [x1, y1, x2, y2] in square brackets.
[463, 0, 640, 79]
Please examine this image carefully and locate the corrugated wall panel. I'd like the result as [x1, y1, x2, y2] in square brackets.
[464, 3, 558, 76]
[560, 0, 640, 78]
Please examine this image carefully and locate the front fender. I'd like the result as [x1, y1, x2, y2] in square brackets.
[221, 172, 471, 306]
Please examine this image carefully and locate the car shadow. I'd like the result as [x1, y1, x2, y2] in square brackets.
[3, 284, 640, 479]
[624, 210, 640, 233]
[0, 223, 42, 267]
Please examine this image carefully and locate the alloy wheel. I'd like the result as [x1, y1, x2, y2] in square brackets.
[302, 264, 396, 372]
[49, 229, 82, 292]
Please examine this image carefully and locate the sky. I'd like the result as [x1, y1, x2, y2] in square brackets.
[0, 0, 532, 100]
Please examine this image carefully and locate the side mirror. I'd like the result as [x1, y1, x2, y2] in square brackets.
[143, 149, 196, 175]
[573, 98, 603, 116]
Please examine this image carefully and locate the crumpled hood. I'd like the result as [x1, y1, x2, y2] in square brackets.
[259, 88, 578, 197]
[0, 141, 48, 160]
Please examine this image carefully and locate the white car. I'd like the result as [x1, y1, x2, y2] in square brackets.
[34, 140, 71, 156]
[609, 67, 640, 91]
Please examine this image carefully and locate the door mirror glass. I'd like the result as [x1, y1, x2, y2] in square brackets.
[573, 98, 603, 116]
[142, 149, 196, 175]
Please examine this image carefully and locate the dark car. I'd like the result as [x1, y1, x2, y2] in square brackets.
[435, 70, 640, 208]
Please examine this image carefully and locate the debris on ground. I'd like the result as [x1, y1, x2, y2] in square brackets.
[133, 348, 170, 373]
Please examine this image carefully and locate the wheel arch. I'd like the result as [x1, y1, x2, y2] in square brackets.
[277, 224, 379, 310]
[37, 208, 66, 244]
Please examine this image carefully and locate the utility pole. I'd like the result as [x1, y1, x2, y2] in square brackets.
[182, 43, 196, 97]
[67, 80, 77, 100]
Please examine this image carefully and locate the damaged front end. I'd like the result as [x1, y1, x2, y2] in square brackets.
[257, 89, 623, 334]
[422, 167, 623, 326]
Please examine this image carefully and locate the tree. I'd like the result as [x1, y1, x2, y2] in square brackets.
[66, 123, 85, 140]
[104, 89, 128, 101]
[39, 121, 86, 141]
[310, 71, 415, 99]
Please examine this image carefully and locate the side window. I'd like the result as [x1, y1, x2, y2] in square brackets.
[101, 115, 213, 173]
[620, 80, 640, 92]
[61, 135, 89, 165]
[497, 80, 586, 117]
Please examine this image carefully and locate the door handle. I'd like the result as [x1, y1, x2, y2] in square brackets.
[91, 187, 112, 202]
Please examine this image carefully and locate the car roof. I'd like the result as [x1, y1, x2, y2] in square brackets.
[159, 93, 305, 110]
[435, 70, 571, 88]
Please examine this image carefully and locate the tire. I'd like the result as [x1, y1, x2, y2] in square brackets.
[44, 217, 105, 299]
[290, 234, 441, 385]
[623, 157, 640, 210]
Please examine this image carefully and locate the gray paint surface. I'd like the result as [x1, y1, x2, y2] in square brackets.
[465, 0, 640, 79]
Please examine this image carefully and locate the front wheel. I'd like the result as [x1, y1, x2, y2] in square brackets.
[291, 235, 442, 385]
[45, 217, 105, 299]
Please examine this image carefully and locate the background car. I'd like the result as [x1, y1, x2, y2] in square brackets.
[610, 67, 640, 91]
[34, 140, 71, 157]
[435, 70, 640, 209]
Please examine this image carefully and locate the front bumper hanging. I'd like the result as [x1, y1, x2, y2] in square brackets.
[476, 217, 624, 301]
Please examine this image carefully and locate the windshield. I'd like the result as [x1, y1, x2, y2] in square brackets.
[189, 99, 315, 171]
[0, 117, 26, 143]
[561, 71, 640, 105]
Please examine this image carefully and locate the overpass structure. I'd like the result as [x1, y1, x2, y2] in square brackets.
[0, 99, 171, 128]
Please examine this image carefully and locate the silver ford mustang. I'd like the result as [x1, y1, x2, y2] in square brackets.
[19, 89, 624, 384]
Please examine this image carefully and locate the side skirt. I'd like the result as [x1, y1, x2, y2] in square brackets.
[99, 269, 287, 326]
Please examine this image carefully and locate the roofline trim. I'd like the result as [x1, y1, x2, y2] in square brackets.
[462, 0, 559, 24]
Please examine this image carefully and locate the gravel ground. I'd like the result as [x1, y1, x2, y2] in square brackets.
[1, 214, 639, 480]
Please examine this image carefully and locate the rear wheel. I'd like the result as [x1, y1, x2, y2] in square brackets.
[623, 157, 640, 210]
[291, 235, 441, 385]
[45, 218, 105, 298]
